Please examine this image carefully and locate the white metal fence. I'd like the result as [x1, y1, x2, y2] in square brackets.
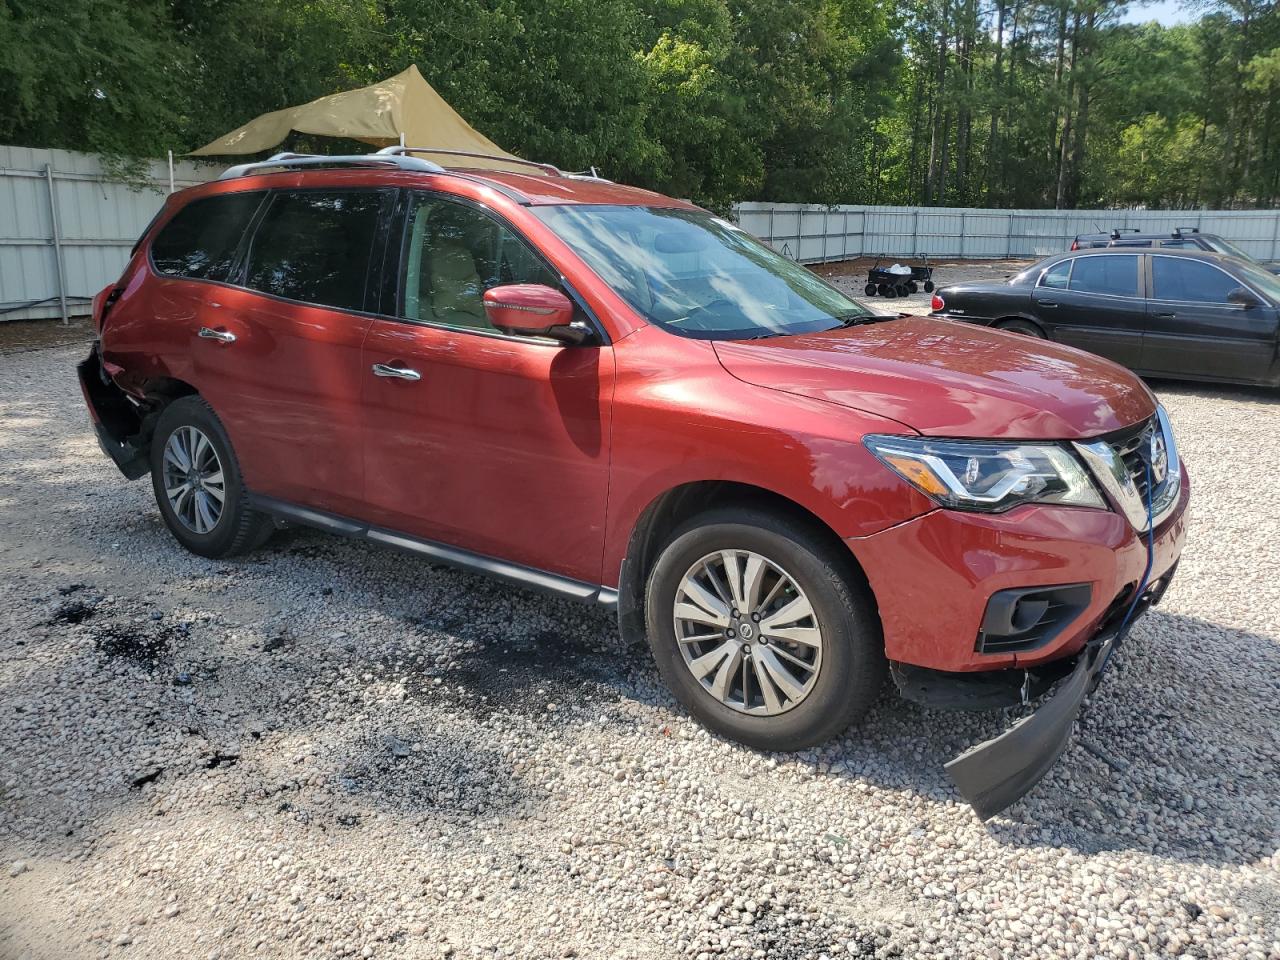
[734, 202, 1280, 264]
[6, 143, 1280, 323]
[0, 146, 219, 322]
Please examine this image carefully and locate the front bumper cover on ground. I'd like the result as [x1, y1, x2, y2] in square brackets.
[945, 631, 1112, 821]
[945, 573, 1171, 821]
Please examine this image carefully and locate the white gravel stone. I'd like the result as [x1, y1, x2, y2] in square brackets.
[0, 342, 1277, 960]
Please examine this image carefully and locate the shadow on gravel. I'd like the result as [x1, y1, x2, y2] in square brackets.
[817, 609, 1280, 868]
[1146, 378, 1280, 405]
[404, 627, 646, 720]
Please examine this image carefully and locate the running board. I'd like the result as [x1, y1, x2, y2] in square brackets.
[248, 494, 618, 609]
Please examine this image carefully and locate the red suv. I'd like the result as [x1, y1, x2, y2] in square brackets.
[79, 149, 1189, 817]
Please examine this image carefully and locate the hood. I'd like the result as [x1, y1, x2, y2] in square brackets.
[712, 316, 1156, 440]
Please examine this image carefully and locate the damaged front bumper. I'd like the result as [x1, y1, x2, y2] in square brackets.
[76, 342, 150, 480]
[944, 572, 1173, 821]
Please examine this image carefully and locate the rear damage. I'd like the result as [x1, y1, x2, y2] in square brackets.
[77, 341, 150, 480]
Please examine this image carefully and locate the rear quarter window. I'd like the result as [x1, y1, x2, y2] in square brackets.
[150, 192, 264, 281]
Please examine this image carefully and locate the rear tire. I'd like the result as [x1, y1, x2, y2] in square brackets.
[149, 396, 273, 559]
[864, 282, 877, 297]
[644, 508, 886, 752]
[996, 318, 1046, 339]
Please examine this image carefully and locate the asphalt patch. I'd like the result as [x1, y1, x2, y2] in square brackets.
[337, 728, 527, 819]
[50, 599, 97, 625]
[93, 623, 182, 664]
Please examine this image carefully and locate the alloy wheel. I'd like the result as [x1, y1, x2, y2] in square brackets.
[161, 425, 226, 535]
[673, 550, 824, 716]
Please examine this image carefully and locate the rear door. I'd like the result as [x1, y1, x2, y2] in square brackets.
[192, 188, 393, 516]
[359, 192, 613, 584]
[1033, 254, 1145, 366]
[1142, 255, 1279, 382]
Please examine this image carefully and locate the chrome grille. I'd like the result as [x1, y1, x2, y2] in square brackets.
[1107, 418, 1158, 501]
[1074, 406, 1182, 533]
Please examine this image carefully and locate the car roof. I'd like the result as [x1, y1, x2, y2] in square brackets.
[448, 168, 697, 208]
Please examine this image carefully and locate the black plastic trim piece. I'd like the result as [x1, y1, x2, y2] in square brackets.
[247, 494, 617, 608]
[889, 658, 1075, 712]
[975, 583, 1092, 655]
[76, 345, 150, 481]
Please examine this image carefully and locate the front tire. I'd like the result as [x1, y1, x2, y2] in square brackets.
[149, 396, 273, 559]
[644, 508, 886, 751]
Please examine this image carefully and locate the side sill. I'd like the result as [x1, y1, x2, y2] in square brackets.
[248, 494, 617, 610]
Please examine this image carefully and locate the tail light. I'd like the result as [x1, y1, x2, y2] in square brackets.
[930, 293, 945, 312]
[1070, 240, 1079, 250]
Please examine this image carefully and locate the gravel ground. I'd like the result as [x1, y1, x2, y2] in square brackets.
[1, 340, 1278, 960]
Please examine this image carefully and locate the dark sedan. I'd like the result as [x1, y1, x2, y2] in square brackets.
[931, 249, 1280, 386]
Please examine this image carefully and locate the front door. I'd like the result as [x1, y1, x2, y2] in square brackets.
[1142, 255, 1279, 383]
[360, 193, 613, 585]
[193, 188, 392, 516]
[1036, 253, 1145, 367]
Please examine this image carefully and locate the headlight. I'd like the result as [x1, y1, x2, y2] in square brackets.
[863, 435, 1106, 513]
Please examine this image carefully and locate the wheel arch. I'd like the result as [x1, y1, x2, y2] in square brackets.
[994, 315, 1049, 338]
[615, 480, 872, 647]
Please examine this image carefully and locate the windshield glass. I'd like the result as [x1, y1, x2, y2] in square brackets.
[531, 205, 873, 339]
[1237, 261, 1280, 302]
[1206, 237, 1257, 263]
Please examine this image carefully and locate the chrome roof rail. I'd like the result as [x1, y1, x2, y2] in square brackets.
[563, 166, 613, 183]
[375, 145, 562, 176]
[218, 151, 446, 180]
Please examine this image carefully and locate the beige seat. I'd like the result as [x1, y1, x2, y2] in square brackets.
[429, 241, 488, 329]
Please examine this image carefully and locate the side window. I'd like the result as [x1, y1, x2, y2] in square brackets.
[402, 195, 559, 330]
[1039, 260, 1071, 289]
[1158, 240, 1198, 249]
[1151, 256, 1241, 304]
[244, 190, 387, 312]
[150, 192, 263, 282]
[1068, 255, 1139, 297]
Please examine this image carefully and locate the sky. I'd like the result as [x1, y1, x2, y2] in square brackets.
[1121, 0, 1199, 25]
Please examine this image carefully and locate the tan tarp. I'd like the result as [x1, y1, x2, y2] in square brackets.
[190, 65, 527, 171]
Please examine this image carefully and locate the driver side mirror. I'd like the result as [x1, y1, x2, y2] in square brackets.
[1227, 286, 1262, 308]
[482, 284, 591, 344]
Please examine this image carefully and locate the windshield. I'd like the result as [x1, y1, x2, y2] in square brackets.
[531, 205, 873, 339]
[1206, 237, 1258, 263]
[1237, 261, 1280, 302]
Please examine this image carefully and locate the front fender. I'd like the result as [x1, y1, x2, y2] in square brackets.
[600, 328, 934, 586]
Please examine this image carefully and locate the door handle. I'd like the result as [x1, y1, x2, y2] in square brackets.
[372, 362, 422, 381]
[1036, 299, 1059, 308]
[1153, 311, 1177, 319]
[198, 327, 236, 343]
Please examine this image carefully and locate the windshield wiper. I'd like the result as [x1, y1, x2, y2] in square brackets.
[830, 313, 897, 329]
